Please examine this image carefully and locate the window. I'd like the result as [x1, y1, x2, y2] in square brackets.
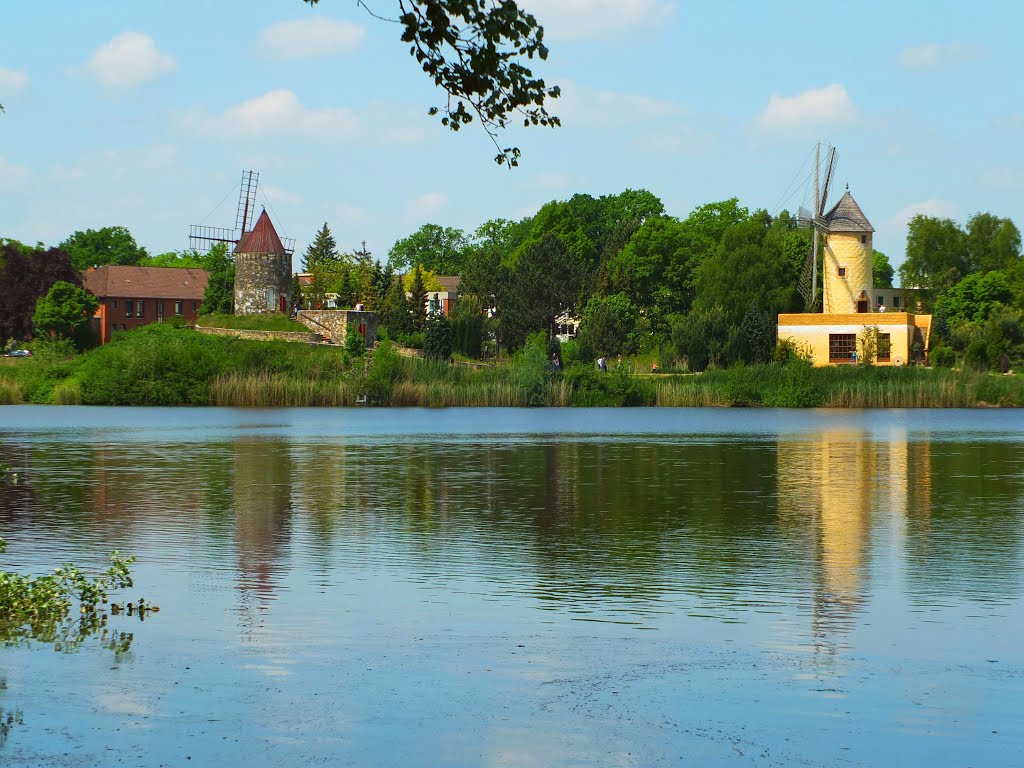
[192, 302, 197, 312]
[157, 300, 164, 319]
[838, 267, 847, 277]
[877, 296, 884, 306]
[174, 301, 183, 316]
[877, 334, 891, 362]
[125, 300, 134, 318]
[829, 333, 857, 363]
[892, 296, 901, 309]
[861, 235, 867, 244]
[137, 300, 144, 318]
[111, 299, 118, 309]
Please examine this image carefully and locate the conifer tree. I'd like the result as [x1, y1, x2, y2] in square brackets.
[409, 265, 428, 332]
[380, 277, 412, 335]
[301, 223, 340, 272]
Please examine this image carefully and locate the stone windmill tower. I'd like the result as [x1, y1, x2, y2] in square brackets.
[234, 209, 292, 315]
[189, 172, 296, 315]
[821, 188, 875, 314]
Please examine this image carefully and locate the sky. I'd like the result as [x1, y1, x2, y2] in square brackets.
[2, 0, 1023, 279]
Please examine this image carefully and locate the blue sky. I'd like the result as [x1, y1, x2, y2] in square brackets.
[2, 0, 1022, 278]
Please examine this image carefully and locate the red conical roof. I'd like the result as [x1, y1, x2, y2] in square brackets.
[235, 209, 286, 255]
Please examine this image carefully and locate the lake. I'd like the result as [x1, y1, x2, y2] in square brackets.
[1, 406, 1023, 766]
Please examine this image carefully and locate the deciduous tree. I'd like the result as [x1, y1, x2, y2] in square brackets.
[32, 280, 99, 348]
[59, 226, 148, 271]
[388, 224, 470, 274]
[0, 240, 80, 341]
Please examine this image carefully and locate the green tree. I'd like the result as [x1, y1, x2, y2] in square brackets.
[379, 277, 413, 334]
[388, 224, 470, 274]
[873, 249, 895, 288]
[200, 243, 234, 315]
[408, 265, 429, 331]
[304, 0, 560, 167]
[60, 226, 149, 271]
[899, 215, 968, 304]
[672, 305, 730, 371]
[0, 241, 80, 341]
[503, 234, 584, 349]
[424, 311, 453, 360]
[693, 211, 799, 326]
[32, 280, 99, 348]
[302, 222, 341, 272]
[965, 212, 1022, 274]
[934, 271, 1014, 333]
[577, 293, 637, 356]
[139, 250, 206, 269]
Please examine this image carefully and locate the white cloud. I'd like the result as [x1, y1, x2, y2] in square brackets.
[196, 89, 360, 140]
[406, 192, 446, 219]
[757, 84, 856, 131]
[0, 67, 28, 99]
[256, 16, 365, 59]
[890, 199, 959, 228]
[525, 0, 673, 40]
[83, 32, 176, 88]
[556, 81, 684, 126]
[898, 42, 983, 72]
[978, 167, 1024, 192]
[0, 155, 32, 187]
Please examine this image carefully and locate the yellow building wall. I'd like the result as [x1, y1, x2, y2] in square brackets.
[777, 313, 916, 367]
[823, 232, 873, 314]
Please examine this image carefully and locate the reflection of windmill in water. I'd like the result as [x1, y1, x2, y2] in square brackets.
[796, 143, 838, 313]
[189, 171, 296, 315]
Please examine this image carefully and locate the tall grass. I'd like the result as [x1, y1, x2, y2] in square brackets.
[210, 373, 355, 407]
[0, 378, 25, 405]
[51, 379, 82, 405]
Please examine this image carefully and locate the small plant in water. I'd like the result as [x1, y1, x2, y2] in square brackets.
[0, 537, 156, 652]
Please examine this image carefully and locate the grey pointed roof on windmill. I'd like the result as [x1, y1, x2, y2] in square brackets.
[825, 190, 874, 233]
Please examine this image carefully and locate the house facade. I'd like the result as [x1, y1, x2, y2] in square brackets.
[82, 265, 209, 344]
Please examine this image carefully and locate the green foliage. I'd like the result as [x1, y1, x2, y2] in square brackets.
[302, 222, 341, 272]
[32, 280, 99, 348]
[59, 226, 148, 271]
[503, 233, 583, 349]
[364, 341, 402, 400]
[200, 243, 234, 315]
[578, 292, 636, 356]
[899, 215, 970, 304]
[343, 324, 367, 362]
[139, 250, 205, 269]
[772, 338, 813, 366]
[739, 306, 776, 364]
[380, 278, 413, 335]
[930, 345, 956, 368]
[934, 271, 1013, 331]
[0, 241, 80, 341]
[424, 311, 453, 360]
[965, 212, 1022, 274]
[509, 332, 550, 405]
[0, 538, 150, 650]
[408, 266, 428, 332]
[873, 249, 895, 288]
[198, 313, 309, 332]
[672, 305, 730, 371]
[388, 224, 470, 274]
[305, 0, 560, 167]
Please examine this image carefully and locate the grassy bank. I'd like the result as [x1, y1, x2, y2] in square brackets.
[1, 324, 1021, 407]
[197, 312, 310, 333]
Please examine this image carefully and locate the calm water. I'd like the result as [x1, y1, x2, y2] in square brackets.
[1, 406, 1023, 767]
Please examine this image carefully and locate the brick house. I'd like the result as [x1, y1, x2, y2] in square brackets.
[82, 265, 209, 344]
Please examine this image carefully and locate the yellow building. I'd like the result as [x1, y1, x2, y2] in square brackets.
[778, 190, 931, 366]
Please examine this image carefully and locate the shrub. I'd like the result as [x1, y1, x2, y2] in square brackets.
[424, 312, 453, 361]
[930, 345, 956, 368]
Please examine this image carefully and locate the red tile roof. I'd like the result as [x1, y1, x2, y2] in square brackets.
[235, 209, 286, 255]
[436, 275, 461, 293]
[82, 266, 209, 300]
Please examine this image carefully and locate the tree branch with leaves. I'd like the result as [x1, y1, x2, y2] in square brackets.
[304, 0, 560, 166]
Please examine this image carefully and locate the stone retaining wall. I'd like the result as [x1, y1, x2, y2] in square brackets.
[296, 310, 377, 347]
[196, 326, 323, 344]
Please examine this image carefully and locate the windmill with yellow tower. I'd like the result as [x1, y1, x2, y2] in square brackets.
[779, 145, 931, 365]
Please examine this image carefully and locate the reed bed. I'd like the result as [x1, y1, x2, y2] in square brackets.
[51, 379, 82, 405]
[210, 373, 355, 407]
[0, 378, 25, 405]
